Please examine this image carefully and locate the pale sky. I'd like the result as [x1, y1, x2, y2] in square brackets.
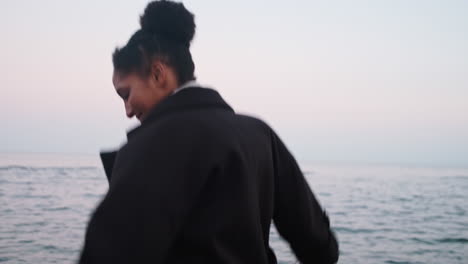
[1, 0, 467, 166]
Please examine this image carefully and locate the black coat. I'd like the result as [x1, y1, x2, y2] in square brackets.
[79, 87, 338, 264]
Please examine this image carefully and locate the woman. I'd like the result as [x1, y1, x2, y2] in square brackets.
[79, 1, 338, 263]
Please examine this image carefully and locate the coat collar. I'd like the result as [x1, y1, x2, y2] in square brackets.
[126, 87, 234, 139]
[100, 151, 117, 183]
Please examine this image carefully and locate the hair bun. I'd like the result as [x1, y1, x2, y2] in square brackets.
[140, 0, 195, 48]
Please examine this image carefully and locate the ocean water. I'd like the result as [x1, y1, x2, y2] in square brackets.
[0, 153, 467, 263]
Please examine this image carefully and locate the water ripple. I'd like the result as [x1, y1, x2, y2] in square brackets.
[1, 164, 467, 263]
[436, 238, 468, 244]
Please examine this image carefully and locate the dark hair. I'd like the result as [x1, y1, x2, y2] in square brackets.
[112, 0, 196, 84]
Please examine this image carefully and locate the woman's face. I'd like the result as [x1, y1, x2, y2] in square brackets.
[112, 71, 167, 122]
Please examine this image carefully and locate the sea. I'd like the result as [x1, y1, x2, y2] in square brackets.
[0, 153, 467, 263]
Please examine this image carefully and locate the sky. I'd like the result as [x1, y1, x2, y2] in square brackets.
[1, 0, 467, 167]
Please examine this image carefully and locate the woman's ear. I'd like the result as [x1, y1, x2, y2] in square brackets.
[151, 61, 164, 83]
[150, 59, 179, 92]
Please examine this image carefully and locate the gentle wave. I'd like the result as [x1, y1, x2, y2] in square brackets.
[436, 238, 468, 244]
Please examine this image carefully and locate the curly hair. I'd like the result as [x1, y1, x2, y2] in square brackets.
[112, 0, 196, 84]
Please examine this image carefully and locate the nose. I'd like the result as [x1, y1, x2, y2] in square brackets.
[125, 101, 134, 118]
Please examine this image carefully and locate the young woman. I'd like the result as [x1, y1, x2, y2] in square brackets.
[79, 1, 338, 263]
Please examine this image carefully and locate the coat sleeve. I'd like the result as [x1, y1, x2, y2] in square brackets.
[271, 131, 339, 264]
[79, 120, 214, 264]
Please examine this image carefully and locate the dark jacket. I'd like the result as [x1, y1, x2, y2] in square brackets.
[79, 87, 338, 264]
